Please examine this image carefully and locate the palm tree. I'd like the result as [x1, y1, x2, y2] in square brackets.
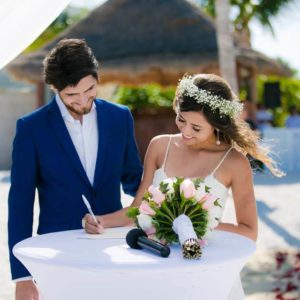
[25, 8, 89, 53]
[215, 0, 238, 92]
[198, 0, 295, 47]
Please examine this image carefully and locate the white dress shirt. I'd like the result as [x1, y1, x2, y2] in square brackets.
[15, 95, 99, 282]
[56, 94, 99, 185]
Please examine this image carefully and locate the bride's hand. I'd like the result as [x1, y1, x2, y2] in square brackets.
[82, 214, 104, 234]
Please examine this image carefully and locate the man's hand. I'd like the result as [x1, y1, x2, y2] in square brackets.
[83, 213, 104, 234]
[16, 280, 39, 300]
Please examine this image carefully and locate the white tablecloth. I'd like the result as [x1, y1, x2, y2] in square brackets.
[14, 228, 256, 300]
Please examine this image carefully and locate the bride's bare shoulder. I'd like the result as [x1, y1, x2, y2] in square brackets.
[150, 134, 172, 147]
[147, 134, 175, 156]
[226, 148, 252, 173]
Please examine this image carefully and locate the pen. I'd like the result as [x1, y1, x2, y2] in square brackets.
[81, 194, 98, 224]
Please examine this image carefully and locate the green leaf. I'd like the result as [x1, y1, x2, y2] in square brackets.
[142, 191, 151, 201]
[214, 199, 222, 208]
[193, 177, 203, 189]
[160, 201, 176, 219]
[126, 207, 139, 219]
[205, 185, 211, 193]
[159, 181, 169, 194]
[154, 209, 174, 223]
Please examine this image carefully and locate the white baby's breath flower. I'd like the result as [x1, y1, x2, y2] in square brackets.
[177, 75, 243, 119]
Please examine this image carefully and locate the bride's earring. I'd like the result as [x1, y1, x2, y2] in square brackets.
[216, 129, 221, 145]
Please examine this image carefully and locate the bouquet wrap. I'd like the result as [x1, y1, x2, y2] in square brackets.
[172, 214, 201, 259]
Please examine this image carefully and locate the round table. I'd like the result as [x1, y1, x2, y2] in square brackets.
[14, 228, 256, 300]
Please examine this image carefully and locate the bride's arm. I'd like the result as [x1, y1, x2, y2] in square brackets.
[84, 137, 164, 232]
[215, 152, 258, 241]
[96, 169, 155, 228]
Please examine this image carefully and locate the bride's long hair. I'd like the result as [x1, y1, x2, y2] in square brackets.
[173, 73, 284, 177]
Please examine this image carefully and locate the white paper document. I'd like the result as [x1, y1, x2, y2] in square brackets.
[77, 227, 133, 240]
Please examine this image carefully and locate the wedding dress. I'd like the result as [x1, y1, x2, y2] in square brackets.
[152, 135, 245, 300]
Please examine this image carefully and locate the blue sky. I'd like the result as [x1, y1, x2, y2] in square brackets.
[71, 0, 300, 75]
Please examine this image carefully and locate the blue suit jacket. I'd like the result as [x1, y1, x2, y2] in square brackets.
[8, 98, 143, 280]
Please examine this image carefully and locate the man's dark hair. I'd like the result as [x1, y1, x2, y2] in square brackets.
[43, 38, 99, 91]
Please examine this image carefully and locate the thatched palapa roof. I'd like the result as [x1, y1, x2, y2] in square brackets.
[7, 0, 291, 85]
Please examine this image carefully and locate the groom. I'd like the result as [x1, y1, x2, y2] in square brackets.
[8, 38, 143, 299]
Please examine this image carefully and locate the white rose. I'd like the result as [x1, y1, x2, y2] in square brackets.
[137, 214, 153, 231]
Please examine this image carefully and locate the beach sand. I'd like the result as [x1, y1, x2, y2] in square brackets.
[1, 171, 300, 299]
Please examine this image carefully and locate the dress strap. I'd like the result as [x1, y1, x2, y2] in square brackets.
[162, 135, 172, 171]
[211, 147, 233, 176]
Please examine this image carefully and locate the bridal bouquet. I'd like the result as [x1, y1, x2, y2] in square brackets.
[127, 177, 222, 259]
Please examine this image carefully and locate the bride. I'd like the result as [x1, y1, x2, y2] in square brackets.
[83, 73, 283, 298]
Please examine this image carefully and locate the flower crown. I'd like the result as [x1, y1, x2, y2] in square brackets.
[177, 76, 243, 119]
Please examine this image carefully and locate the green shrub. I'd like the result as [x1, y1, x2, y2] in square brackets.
[113, 84, 176, 110]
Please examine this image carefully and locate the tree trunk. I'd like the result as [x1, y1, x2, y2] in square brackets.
[234, 26, 251, 48]
[215, 0, 238, 93]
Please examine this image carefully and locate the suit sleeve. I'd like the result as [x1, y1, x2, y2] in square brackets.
[8, 118, 38, 280]
[121, 108, 143, 197]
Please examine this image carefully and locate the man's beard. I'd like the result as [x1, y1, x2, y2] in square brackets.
[64, 96, 95, 116]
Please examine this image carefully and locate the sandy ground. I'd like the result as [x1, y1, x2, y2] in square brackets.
[1, 170, 300, 300]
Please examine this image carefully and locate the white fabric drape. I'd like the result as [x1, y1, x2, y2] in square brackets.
[14, 229, 255, 300]
[0, 0, 71, 69]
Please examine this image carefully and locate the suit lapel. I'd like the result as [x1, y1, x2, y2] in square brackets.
[93, 100, 107, 188]
[47, 99, 92, 188]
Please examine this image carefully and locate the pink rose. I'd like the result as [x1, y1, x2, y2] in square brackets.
[199, 239, 208, 247]
[145, 226, 156, 236]
[148, 185, 165, 205]
[198, 193, 210, 203]
[139, 201, 156, 216]
[180, 179, 196, 199]
[202, 194, 218, 210]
